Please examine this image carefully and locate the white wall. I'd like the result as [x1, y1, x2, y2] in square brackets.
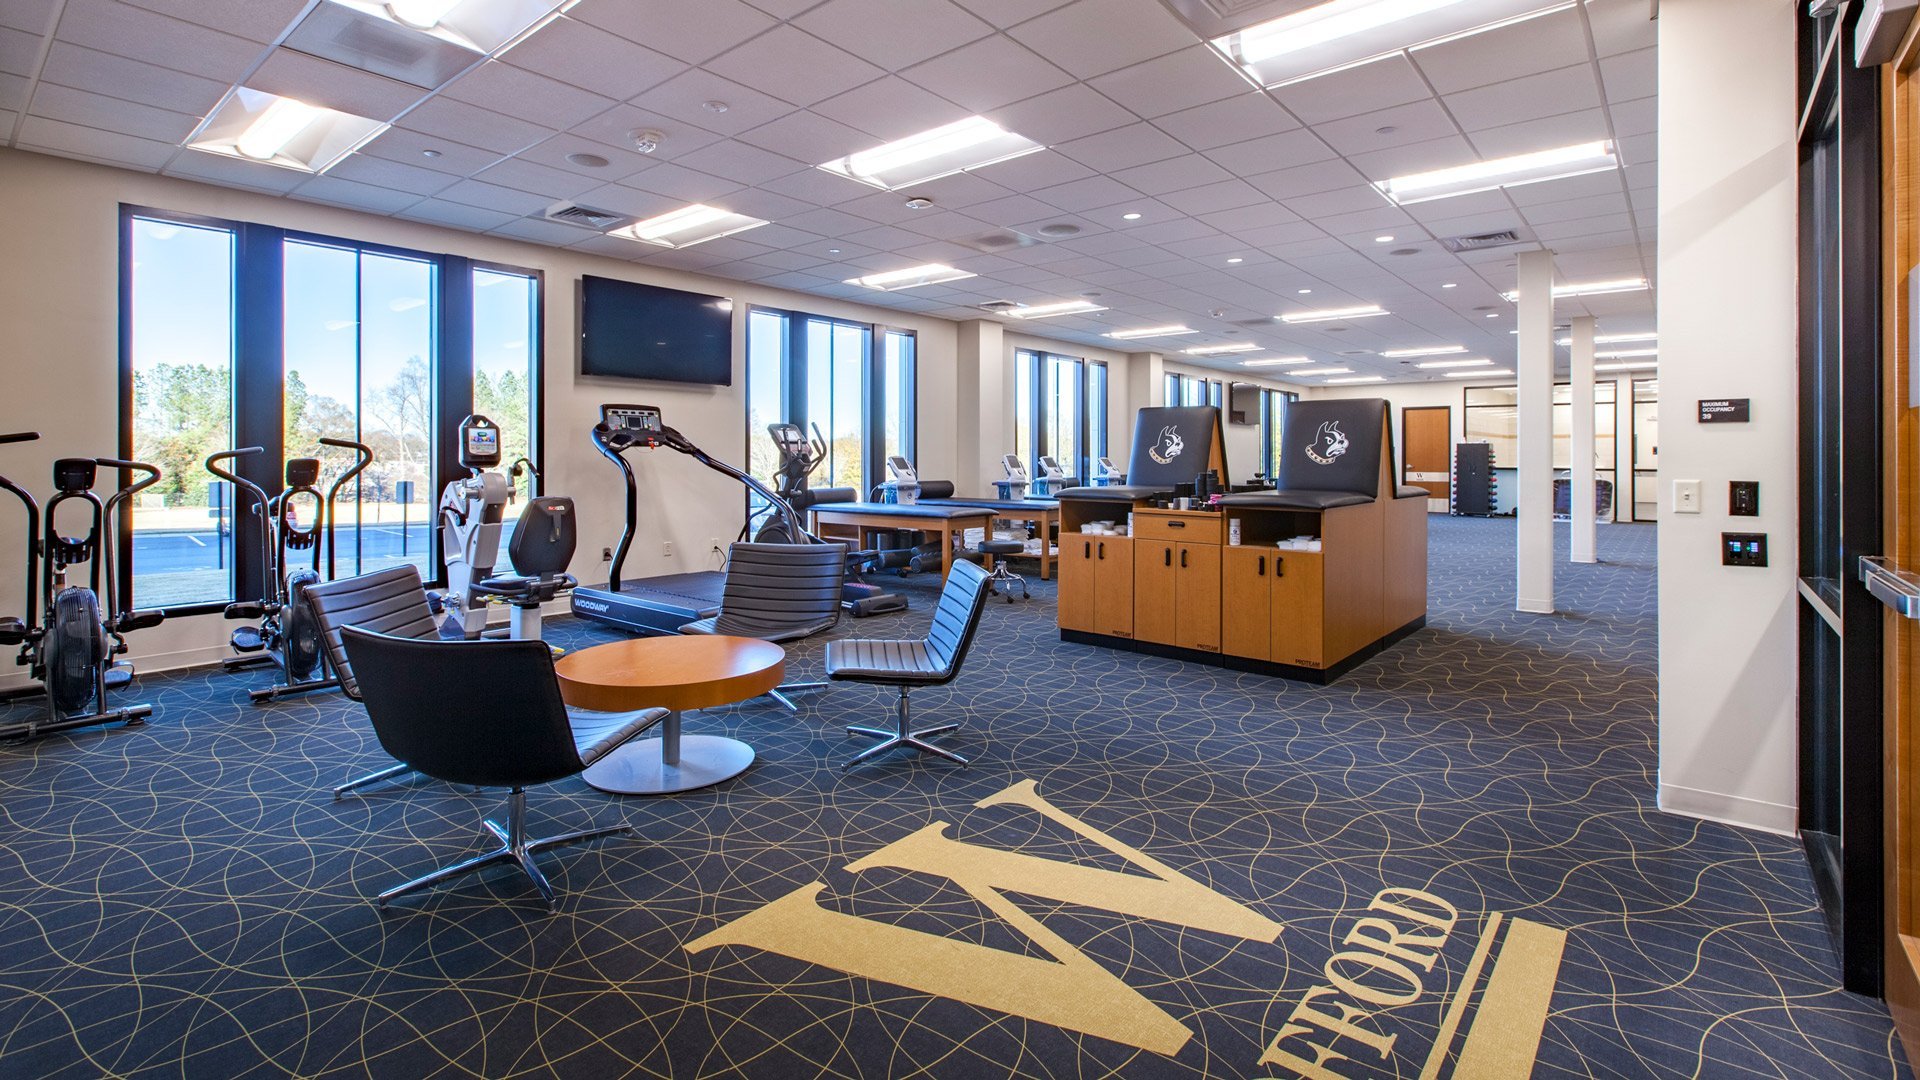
[1655, 0, 1799, 834]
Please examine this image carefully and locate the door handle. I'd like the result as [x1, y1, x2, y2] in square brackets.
[1098, 542, 1105, 560]
[1180, 548, 1188, 569]
[1164, 548, 1172, 567]
[1167, 519, 1186, 529]
[1276, 556, 1284, 578]
[1258, 555, 1266, 576]
[1860, 556, 1920, 617]
[1084, 540, 1091, 558]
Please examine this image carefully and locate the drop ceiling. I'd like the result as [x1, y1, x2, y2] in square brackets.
[0, 0, 1659, 385]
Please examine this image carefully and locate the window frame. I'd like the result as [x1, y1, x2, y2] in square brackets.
[1014, 348, 1107, 483]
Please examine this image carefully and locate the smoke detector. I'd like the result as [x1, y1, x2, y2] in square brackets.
[629, 129, 665, 154]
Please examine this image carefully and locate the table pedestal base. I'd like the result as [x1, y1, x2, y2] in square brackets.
[581, 712, 754, 795]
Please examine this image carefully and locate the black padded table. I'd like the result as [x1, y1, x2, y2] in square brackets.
[920, 497, 1060, 579]
[807, 502, 995, 580]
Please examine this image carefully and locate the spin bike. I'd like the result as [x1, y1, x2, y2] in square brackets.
[437, 414, 577, 641]
[0, 432, 166, 738]
[206, 438, 373, 703]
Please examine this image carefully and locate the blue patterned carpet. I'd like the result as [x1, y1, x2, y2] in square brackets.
[0, 517, 1906, 1078]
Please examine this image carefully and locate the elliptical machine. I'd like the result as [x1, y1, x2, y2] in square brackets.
[753, 422, 907, 614]
[437, 414, 577, 641]
[0, 432, 166, 738]
[206, 438, 373, 703]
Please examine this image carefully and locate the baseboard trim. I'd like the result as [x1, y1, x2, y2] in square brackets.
[1657, 782, 1798, 836]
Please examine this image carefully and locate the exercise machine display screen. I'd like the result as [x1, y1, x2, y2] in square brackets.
[1001, 455, 1029, 483]
[1037, 455, 1066, 478]
[602, 404, 663, 434]
[886, 455, 918, 483]
[464, 426, 499, 458]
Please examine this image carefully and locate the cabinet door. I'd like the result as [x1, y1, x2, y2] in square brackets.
[1092, 537, 1135, 638]
[1175, 543, 1221, 652]
[1134, 540, 1177, 645]
[1057, 534, 1096, 633]
[1270, 551, 1325, 668]
[1222, 547, 1273, 660]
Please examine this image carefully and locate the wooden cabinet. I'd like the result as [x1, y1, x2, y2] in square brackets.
[1135, 538, 1220, 651]
[1059, 534, 1134, 637]
[1136, 540, 1176, 644]
[1223, 547, 1275, 660]
[1270, 551, 1324, 668]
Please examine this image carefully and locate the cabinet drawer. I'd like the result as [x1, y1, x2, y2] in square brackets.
[1133, 511, 1222, 545]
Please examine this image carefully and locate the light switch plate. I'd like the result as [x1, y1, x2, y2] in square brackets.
[1673, 479, 1702, 514]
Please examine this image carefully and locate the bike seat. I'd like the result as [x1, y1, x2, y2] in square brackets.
[224, 601, 266, 620]
[117, 610, 164, 632]
[0, 617, 25, 646]
[104, 667, 132, 690]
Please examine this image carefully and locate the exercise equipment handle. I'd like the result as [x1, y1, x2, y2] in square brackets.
[95, 458, 162, 621]
[0, 436, 41, 629]
[0, 432, 40, 445]
[657, 424, 816, 546]
[319, 439, 375, 580]
[205, 448, 274, 601]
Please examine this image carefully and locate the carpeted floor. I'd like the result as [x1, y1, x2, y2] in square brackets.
[0, 517, 1907, 1079]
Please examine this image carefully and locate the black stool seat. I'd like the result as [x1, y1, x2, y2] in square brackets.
[977, 539, 1025, 555]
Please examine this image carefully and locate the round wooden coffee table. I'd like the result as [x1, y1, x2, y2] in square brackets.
[555, 635, 785, 795]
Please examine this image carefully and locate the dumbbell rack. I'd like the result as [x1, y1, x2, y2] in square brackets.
[1451, 442, 1497, 517]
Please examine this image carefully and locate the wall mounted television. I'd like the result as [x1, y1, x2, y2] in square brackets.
[579, 275, 733, 386]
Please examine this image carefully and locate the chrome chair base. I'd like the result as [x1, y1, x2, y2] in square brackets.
[333, 761, 411, 800]
[845, 686, 967, 768]
[984, 563, 1029, 601]
[766, 680, 829, 712]
[375, 787, 631, 912]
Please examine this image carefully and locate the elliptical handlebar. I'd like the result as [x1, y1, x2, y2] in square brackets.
[93, 457, 163, 625]
[0, 434, 41, 629]
[0, 431, 41, 446]
[318, 438, 374, 581]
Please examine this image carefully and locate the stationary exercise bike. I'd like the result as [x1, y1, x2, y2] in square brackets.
[206, 438, 373, 703]
[437, 414, 577, 641]
[753, 422, 907, 614]
[0, 432, 166, 738]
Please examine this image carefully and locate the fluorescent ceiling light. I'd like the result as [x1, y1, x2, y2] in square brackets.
[1416, 357, 1493, 369]
[818, 116, 1042, 191]
[1377, 139, 1618, 205]
[1291, 366, 1353, 376]
[1279, 304, 1389, 324]
[1210, 0, 1568, 88]
[1502, 277, 1650, 302]
[1558, 332, 1658, 346]
[1596, 361, 1658, 371]
[1183, 343, 1261, 356]
[609, 204, 769, 248]
[1597, 348, 1659, 359]
[1007, 300, 1106, 319]
[844, 264, 976, 291]
[386, 0, 463, 27]
[1381, 344, 1465, 358]
[1324, 376, 1387, 384]
[1105, 324, 1196, 340]
[186, 87, 387, 174]
[325, 0, 576, 58]
[1241, 357, 1312, 367]
[1444, 368, 1513, 378]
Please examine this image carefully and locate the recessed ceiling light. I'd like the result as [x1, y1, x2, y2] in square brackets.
[565, 152, 609, 168]
[1417, 357, 1495, 369]
[1298, 288, 1312, 294]
[1039, 222, 1080, 236]
[904, 196, 935, 209]
[827, 248, 841, 254]
[702, 100, 729, 113]
[1444, 368, 1513, 378]
[1007, 299, 1107, 319]
[844, 264, 977, 291]
[1209, 0, 1566, 87]
[1279, 304, 1389, 324]
[1241, 356, 1312, 367]
[1558, 331, 1658, 346]
[186, 88, 386, 173]
[1381, 344, 1465, 358]
[1227, 257, 1244, 264]
[1501, 277, 1649, 302]
[1380, 139, 1620, 205]
[1122, 211, 1143, 220]
[1374, 235, 1395, 243]
[1184, 343, 1262, 356]
[818, 115, 1043, 190]
[421, 148, 442, 158]
[608, 203, 769, 248]
[1105, 325, 1197, 340]
[1323, 375, 1387, 384]
[1375, 125, 1398, 135]
[329, 0, 574, 57]
[1290, 366, 1352, 376]
[1485, 313, 1500, 318]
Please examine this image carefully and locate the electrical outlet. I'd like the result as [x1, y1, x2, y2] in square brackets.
[663, 541, 674, 557]
[601, 547, 612, 562]
[710, 537, 723, 553]
[1672, 479, 1702, 514]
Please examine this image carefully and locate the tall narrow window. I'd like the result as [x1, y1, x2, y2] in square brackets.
[743, 307, 909, 511]
[473, 266, 538, 545]
[127, 216, 237, 607]
[883, 329, 916, 466]
[1087, 361, 1108, 474]
[746, 308, 789, 495]
[1016, 351, 1038, 466]
[1260, 388, 1297, 477]
[1045, 354, 1082, 482]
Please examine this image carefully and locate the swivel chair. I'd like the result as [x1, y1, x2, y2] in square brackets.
[678, 541, 847, 710]
[825, 559, 993, 768]
[976, 538, 1029, 602]
[340, 626, 668, 911]
[303, 565, 443, 798]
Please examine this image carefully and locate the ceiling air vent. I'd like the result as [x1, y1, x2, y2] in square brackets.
[977, 301, 1024, 313]
[959, 229, 1043, 254]
[1441, 229, 1526, 253]
[541, 203, 634, 231]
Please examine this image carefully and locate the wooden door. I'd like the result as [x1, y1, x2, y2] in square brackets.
[1403, 406, 1451, 505]
[1175, 543, 1221, 652]
[1270, 550, 1324, 668]
[1222, 547, 1273, 660]
[1092, 537, 1135, 638]
[1057, 534, 1095, 633]
[1134, 540, 1177, 645]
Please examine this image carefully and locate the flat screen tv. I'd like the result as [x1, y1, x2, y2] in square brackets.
[579, 275, 733, 385]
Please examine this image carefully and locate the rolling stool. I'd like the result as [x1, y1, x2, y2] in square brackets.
[976, 538, 1029, 602]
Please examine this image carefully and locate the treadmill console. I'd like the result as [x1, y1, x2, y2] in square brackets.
[602, 404, 664, 436]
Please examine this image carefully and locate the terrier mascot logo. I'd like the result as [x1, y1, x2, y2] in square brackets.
[1304, 421, 1349, 466]
[1147, 425, 1185, 466]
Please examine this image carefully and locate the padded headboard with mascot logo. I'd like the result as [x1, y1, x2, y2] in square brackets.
[1273, 398, 1390, 497]
[1124, 406, 1227, 488]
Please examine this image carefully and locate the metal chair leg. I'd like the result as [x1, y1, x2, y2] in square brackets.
[764, 681, 828, 711]
[376, 787, 632, 912]
[333, 761, 412, 800]
[844, 686, 967, 768]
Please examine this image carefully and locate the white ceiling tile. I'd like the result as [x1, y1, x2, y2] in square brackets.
[734, 108, 873, 164]
[1532, 213, 1635, 242]
[890, 170, 1014, 209]
[949, 0, 1075, 29]
[488, 217, 601, 246]
[1599, 48, 1655, 105]
[618, 160, 744, 202]
[630, 69, 796, 136]
[1204, 128, 1337, 176]
[794, 0, 993, 70]
[1344, 134, 1478, 182]
[291, 174, 423, 214]
[515, 134, 657, 182]
[250, 48, 423, 123]
[573, 182, 681, 218]
[1110, 153, 1232, 196]
[1, 0, 56, 33]
[1445, 64, 1602, 131]
[436, 177, 553, 216]
[1399, 189, 1512, 222]
[902, 38, 1072, 118]
[1052, 121, 1188, 172]
[737, 223, 831, 250]
[442, 61, 618, 129]
[1281, 186, 1394, 219]
[1155, 178, 1266, 215]
[1030, 174, 1144, 212]
[754, 163, 874, 204]
[570, 0, 779, 65]
[27, 82, 197, 141]
[1243, 158, 1368, 201]
[1315, 100, 1459, 158]
[54, 0, 260, 84]
[396, 199, 519, 231]
[1409, 6, 1589, 94]
[784, 205, 885, 236]
[502, 15, 687, 101]
[570, 103, 723, 156]
[1005, 0, 1194, 80]
[115, 0, 305, 44]
[1506, 168, 1624, 205]
[1151, 91, 1298, 152]
[38, 42, 226, 115]
[1272, 55, 1434, 125]
[400, 96, 549, 155]
[986, 83, 1135, 147]
[327, 153, 462, 196]
[673, 139, 804, 186]
[968, 149, 1094, 191]
[0, 25, 39, 76]
[966, 193, 1060, 226]
[18, 115, 174, 167]
[1088, 46, 1251, 119]
[1608, 95, 1655, 139]
[1465, 108, 1610, 159]
[705, 25, 886, 107]
[812, 75, 971, 140]
[472, 156, 604, 199]
[1123, 217, 1217, 244]
[1586, 0, 1659, 57]
[361, 125, 499, 174]
[1195, 201, 1298, 231]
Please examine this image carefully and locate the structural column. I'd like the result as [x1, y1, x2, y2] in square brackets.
[1515, 249, 1557, 612]
[954, 320, 1006, 495]
[1569, 315, 1597, 564]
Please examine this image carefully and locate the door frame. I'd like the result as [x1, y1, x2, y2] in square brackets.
[1401, 405, 1452, 510]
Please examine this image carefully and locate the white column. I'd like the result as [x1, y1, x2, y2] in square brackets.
[1515, 249, 1556, 613]
[954, 320, 1006, 495]
[1569, 316, 1597, 564]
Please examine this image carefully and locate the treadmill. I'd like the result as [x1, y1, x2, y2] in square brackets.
[571, 404, 808, 636]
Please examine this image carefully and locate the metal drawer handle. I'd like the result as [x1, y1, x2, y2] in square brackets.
[1258, 555, 1266, 576]
[1860, 555, 1920, 618]
[1166, 520, 1185, 528]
